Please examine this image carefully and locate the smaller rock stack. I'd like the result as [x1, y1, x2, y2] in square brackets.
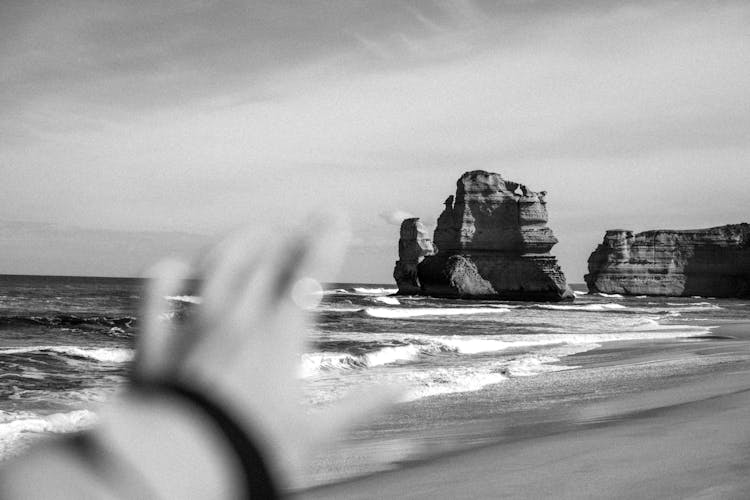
[393, 218, 436, 294]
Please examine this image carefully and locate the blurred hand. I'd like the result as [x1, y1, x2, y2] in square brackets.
[133, 215, 398, 484]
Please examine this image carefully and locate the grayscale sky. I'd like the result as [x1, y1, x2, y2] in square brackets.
[1, 0, 749, 282]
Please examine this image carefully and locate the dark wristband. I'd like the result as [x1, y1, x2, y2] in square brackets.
[133, 381, 281, 500]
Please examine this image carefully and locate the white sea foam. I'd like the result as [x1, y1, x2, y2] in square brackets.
[0, 409, 98, 458]
[300, 352, 361, 377]
[364, 344, 425, 366]
[301, 342, 449, 377]
[506, 355, 565, 377]
[0, 346, 134, 364]
[317, 288, 350, 295]
[507, 354, 576, 377]
[353, 287, 399, 295]
[302, 332, 616, 379]
[660, 303, 723, 313]
[400, 323, 709, 401]
[595, 292, 625, 298]
[573, 290, 589, 297]
[317, 306, 363, 313]
[434, 336, 514, 354]
[374, 296, 401, 305]
[537, 303, 627, 312]
[165, 295, 202, 304]
[302, 319, 711, 405]
[364, 307, 511, 319]
[503, 343, 596, 377]
[403, 368, 508, 402]
[666, 302, 717, 307]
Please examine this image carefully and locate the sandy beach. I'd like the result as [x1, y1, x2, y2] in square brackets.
[301, 323, 750, 499]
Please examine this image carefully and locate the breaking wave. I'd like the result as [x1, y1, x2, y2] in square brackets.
[0, 409, 98, 458]
[0, 346, 134, 364]
[302, 334, 571, 378]
[302, 346, 420, 377]
[403, 369, 508, 401]
[535, 303, 627, 312]
[0, 314, 136, 330]
[353, 287, 399, 295]
[531, 302, 723, 314]
[364, 307, 511, 319]
[318, 288, 350, 295]
[165, 295, 202, 304]
[373, 296, 401, 305]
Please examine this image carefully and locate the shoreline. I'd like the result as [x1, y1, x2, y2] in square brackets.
[300, 322, 750, 498]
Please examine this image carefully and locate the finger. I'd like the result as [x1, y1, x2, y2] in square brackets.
[233, 213, 349, 355]
[292, 212, 350, 295]
[306, 384, 403, 447]
[135, 258, 191, 381]
[186, 235, 311, 377]
[243, 212, 349, 313]
[180, 214, 350, 394]
[191, 214, 348, 369]
[197, 228, 264, 325]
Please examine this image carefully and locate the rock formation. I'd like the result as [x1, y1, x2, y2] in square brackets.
[585, 224, 750, 297]
[393, 170, 574, 301]
[393, 218, 436, 294]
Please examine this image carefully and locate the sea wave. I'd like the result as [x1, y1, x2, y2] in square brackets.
[364, 307, 511, 319]
[0, 314, 136, 330]
[532, 302, 723, 314]
[506, 354, 575, 377]
[304, 318, 708, 373]
[665, 302, 720, 308]
[302, 319, 711, 404]
[0, 346, 134, 364]
[317, 306, 363, 313]
[0, 409, 97, 458]
[646, 303, 724, 313]
[373, 296, 401, 305]
[352, 287, 399, 295]
[317, 288, 350, 295]
[536, 303, 627, 312]
[301, 342, 454, 377]
[434, 336, 518, 354]
[165, 295, 202, 304]
[301, 334, 565, 377]
[404, 368, 508, 401]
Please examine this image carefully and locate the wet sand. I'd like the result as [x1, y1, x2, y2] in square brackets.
[301, 323, 750, 499]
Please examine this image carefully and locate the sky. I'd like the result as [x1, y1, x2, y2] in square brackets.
[1, 0, 749, 283]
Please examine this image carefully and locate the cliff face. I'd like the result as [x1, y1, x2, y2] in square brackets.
[394, 170, 573, 301]
[585, 224, 750, 297]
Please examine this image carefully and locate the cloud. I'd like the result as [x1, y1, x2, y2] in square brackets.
[379, 210, 416, 226]
[0, 220, 209, 277]
[1, 0, 748, 282]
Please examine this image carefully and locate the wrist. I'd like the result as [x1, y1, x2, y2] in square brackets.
[93, 390, 244, 500]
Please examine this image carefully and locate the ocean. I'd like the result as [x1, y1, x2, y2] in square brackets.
[0, 274, 747, 485]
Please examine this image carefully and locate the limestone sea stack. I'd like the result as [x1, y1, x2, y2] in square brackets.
[393, 170, 574, 301]
[585, 224, 750, 297]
